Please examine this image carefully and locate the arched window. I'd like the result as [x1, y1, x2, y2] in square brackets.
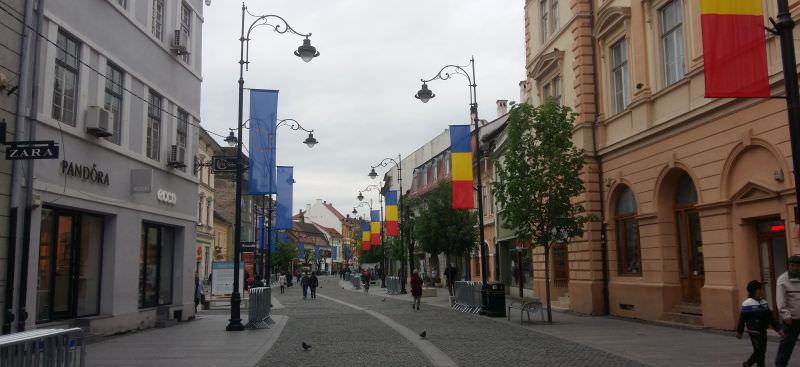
[616, 186, 641, 274]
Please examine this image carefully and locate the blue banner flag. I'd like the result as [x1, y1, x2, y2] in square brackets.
[332, 246, 338, 261]
[269, 227, 277, 254]
[275, 166, 294, 230]
[248, 89, 279, 194]
[344, 247, 350, 260]
[315, 245, 320, 261]
[298, 242, 305, 260]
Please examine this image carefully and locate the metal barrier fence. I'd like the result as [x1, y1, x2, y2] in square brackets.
[0, 328, 86, 367]
[452, 281, 482, 314]
[385, 276, 401, 295]
[245, 287, 275, 329]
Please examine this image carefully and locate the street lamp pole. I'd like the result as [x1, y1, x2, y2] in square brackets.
[415, 57, 488, 286]
[228, 3, 319, 332]
[368, 155, 404, 292]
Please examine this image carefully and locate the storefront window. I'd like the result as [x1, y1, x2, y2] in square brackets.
[37, 208, 103, 322]
[139, 223, 174, 308]
[510, 248, 533, 289]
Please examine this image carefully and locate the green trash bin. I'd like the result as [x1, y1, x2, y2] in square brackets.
[482, 282, 506, 317]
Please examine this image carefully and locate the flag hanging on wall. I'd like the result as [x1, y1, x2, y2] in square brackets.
[332, 246, 338, 261]
[385, 191, 399, 236]
[275, 166, 294, 230]
[370, 210, 381, 246]
[344, 247, 350, 261]
[700, 0, 769, 97]
[361, 223, 371, 250]
[257, 215, 266, 250]
[248, 89, 279, 194]
[450, 125, 474, 209]
[314, 245, 320, 261]
[298, 242, 305, 260]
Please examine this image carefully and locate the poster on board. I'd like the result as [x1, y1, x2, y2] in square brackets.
[211, 261, 244, 296]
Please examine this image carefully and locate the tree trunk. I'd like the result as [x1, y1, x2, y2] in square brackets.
[445, 254, 453, 296]
[544, 244, 552, 323]
[517, 250, 523, 298]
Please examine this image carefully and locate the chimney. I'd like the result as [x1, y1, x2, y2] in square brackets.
[496, 99, 508, 117]
[298, 209, 305, 223]
[519, 80, 529, 104]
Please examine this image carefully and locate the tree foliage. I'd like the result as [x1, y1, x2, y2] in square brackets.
[271, 239, 296, 271]
[491, 100, 591, 322]
[492, 100, 590, 247]
[413, 180, 478, 257]
[358, 245, 384, 263]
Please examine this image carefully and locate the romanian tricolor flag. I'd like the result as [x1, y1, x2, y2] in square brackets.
[450, 125, 474, 209]
[700, 0, 769, 98]
[361, 223, 371, 251]
[370, 210, 381, 246]
[385, 191, 399, 236]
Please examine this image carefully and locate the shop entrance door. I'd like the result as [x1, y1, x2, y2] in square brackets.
[757, 220, 788, 309]
[37, 208, 103, 322]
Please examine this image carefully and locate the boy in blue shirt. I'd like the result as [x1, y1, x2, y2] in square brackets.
[737, 280, 784, 367]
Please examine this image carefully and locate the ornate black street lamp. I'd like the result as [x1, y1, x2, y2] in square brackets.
[228, 3, 319, 332]
[368, 156, 405, 293]
[415, 57, 489, 292]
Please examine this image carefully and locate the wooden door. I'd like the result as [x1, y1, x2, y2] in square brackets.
[676, 210, 704, 303]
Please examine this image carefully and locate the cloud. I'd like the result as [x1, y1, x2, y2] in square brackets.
[201, 0, 525, 215]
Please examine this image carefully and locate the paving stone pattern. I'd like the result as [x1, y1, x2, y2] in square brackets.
[260, 278, 645, 367]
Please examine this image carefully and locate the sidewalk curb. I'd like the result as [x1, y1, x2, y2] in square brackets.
[243, 315, 288, 367]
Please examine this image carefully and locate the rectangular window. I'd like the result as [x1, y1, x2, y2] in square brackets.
[543, 76, 562, 104]
[550, 0, 558, 35]
[540, 0, 549, 42]
[177, 109, 189, 171]
[611, 39, 630, 114]
[147, 91, 162, 161]
[139, 224, 174, 308]
[617, 218, 641, 274]
[198, 197, 203, 224]
[661, 0, 685, 86]
[52, 30, 80, 126]
[180, 4, 192, 63]
[104, 63, 123, 144]
[151, 0, 164, 41]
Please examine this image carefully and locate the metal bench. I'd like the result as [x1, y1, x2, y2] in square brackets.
[507, 298, 544, 324]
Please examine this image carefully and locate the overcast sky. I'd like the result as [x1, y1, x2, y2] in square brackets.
[201, 1, 525, 217]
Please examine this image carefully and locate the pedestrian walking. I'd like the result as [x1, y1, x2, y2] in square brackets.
[278, 272, 287, 294]
[310, 273, 319, 299]
[737, 280, 782, 367]
[362, 269, 370, 293]
[194, 275, 203, 311]
[300, 272, 310, 300]
[776, 255, 800, 367]
[411, 270, 423, 310]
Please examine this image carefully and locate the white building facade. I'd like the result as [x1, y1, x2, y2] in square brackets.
[7, 0, 203, 335]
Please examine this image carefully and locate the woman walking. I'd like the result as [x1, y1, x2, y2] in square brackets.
[278, 272, 287, 294]
[411, 270, 423, 310]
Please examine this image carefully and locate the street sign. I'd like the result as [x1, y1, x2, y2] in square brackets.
[5, 141, 59, 160]
[241, 242, 257, 252]
[211, 155, 238, 173]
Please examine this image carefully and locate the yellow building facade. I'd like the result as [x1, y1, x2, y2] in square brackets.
[524, 0, 799, 328]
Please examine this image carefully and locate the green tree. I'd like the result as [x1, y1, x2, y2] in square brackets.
[413, 180, 477, 293]
[271, 239, 296, 272]
[358, 245, 384, 264]
[492, 100, 591, 323]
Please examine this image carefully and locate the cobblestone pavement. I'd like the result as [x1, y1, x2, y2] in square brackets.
[259, 277, 645, 367]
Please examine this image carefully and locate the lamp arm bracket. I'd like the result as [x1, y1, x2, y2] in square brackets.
[420, 60, 474, 86]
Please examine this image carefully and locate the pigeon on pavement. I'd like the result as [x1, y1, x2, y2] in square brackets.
[419, 331, 426, 339]
[302, 342, 312, 351]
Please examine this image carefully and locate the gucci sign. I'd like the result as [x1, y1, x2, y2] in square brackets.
[156, 189, 177, 205]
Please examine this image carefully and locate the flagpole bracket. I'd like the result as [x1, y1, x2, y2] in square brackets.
[767, 18, 780, 35]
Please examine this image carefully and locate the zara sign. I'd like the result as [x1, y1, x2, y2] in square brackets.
[156, 189, 177, 205]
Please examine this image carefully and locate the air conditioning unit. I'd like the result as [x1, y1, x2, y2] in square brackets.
[168, 144, 186, 168]
[171, 30, 189, 55]
[85, 106, 113, 137]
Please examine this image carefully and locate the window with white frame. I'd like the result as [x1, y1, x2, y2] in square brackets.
[146, 91, 162, 161]
[198, 196, 204, 224]
[177, 109, 189, 171]
[542, 76, 562, 104]
[104, 63, 123, 144]
[180, 4, 192, 63]
[660, 0, 685, 86]
[151, 0, 165, 41]
[52, 30, 80, 126]
[445, 153, 451, 176]
[206, 200, 212, 226]
[550, 0, 558, 35]
[540, 0, 549, 42]
[611, 38, 630, 114]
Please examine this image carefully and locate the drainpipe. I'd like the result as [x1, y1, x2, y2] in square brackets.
[5, 0, 41, 334]
[588, 0, 610, 315]
[17, 0, 44, 332]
